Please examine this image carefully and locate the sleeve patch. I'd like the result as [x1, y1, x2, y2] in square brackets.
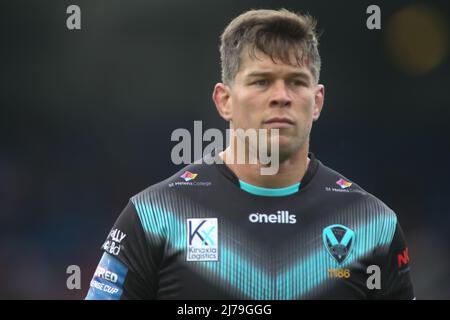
[85, 252, 128, 300]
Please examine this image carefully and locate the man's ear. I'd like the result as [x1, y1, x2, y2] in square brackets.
[313, 84, 325, 121]
[212, 83, 232, 121]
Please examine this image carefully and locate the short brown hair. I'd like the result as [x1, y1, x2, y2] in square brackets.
[219, 8, 321, 85]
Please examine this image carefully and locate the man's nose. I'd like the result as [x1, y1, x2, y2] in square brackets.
[269, 81, 292, 107]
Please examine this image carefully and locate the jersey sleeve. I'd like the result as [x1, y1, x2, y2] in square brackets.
[375, 222, 415, 299]
[85, 201, 163, 300]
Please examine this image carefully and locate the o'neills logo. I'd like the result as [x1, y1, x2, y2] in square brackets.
[249, 211, 296, 224]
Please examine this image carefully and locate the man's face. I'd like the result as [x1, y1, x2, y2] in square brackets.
[226, 49, 324, 159]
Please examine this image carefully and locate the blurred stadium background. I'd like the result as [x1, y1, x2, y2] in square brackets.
[0, 0, 449, 299]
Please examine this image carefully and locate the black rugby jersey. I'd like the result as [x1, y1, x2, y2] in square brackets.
[86, 153, 414, 299]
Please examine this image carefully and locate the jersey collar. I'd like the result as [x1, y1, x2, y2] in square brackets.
[212, 151, 320, 197]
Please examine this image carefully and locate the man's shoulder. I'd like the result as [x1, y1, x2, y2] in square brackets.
[126, 160, 220, 225]
[316, 159, 397, 219]
[130, 160, 216, 200]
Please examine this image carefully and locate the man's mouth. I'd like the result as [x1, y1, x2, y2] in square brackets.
[263, 117, 295, 129]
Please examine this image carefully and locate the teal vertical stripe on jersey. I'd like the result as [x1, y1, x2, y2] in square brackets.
[132, 193, 271, 299]
[276, 213, 397, 299]
[131, 193, 398, 299]
[202, 247, 272, 299]
[239, 180, 300, 197]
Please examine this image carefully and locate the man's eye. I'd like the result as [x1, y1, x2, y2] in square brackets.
[254, 79, 268, 86]
[291, 79, 306, 86]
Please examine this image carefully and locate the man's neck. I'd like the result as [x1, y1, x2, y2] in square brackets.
[219, 141, 310, 189]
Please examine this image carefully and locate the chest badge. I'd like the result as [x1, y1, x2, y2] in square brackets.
[323, 224, 355, 264]
[186, 218, 219, 262]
